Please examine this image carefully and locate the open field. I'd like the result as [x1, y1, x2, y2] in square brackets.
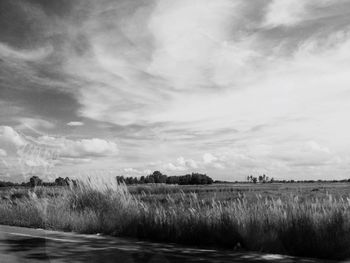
[1, 181, 350, 260]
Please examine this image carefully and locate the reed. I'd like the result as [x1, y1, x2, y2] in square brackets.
[1, 181, 350, 260]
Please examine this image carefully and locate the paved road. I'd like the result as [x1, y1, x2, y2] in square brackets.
[0, 225, 339, 263]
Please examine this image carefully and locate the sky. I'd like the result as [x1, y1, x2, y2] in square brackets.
[1, 0, 350, 182]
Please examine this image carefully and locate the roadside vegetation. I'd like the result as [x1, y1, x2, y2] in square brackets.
[1, 176, 350, 260]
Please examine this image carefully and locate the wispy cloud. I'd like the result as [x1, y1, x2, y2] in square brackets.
[0, 43, 53, 61]
[67, 121, 84, 127]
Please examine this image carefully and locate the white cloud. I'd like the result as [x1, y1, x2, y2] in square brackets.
[123, 168, 139, 173]
[263, 0, 336, 28]
[69, 138, 118, 157]
[122, 168, 152, 175]
[23, 158, 51, 168]
[0, 126, 26, 147]
[0, 149, 7, 157]
[38, 136, 118, 158]
[201, 153, 227, 170]
[176, 156, 198, 169]
[142, 156, 200, 174]
[202, 153, 218, 164]
[144, 154, 226, 175]
[263, 0, 307, 27]
[163, 162, 187, 172]
[148, 0, 253, 90]
[212, 163, 225, 169]
[0, 126, 118, 170]
[67, 121, 84, 126]
[274, 141, 337, 167]
[304, 141, 330, 154]
[159, 156, 199, 172]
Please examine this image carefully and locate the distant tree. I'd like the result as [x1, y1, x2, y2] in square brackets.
[54, 177, 73, 186]
[125, 177, 133, 184]
[146, 173, 153, 183]
[116, 176, 125, 183]
[247, 175, 258, 183]
[55, 177, 66, 186]
[29, 176, 42, 187]
[166, 176, 179, 184]
[257, 174, 269, 183]
[265, 175, 269, 182]
[140, 176, 145, 184]
[176, 173, 213, 185]
[149, 171, 167, 183]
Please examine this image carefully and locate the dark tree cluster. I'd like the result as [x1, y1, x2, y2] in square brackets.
[29, 176, 43, 187]
[247, 174, 273, 184]
[0, 181, 16, 187]
[117, 171, 214, 185]
[54, 177, 74, 186]
[0, 176, 77, 188]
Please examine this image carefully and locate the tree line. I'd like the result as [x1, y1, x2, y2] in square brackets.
[0, 171, 214, 187]
[117, 171, 214, 185]
[2, 172, 350, 188]
[246, 174, 350, 184]
[0, 176, 77, 188]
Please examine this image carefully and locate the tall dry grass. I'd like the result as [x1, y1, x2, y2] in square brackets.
[1, 181, 350, 260]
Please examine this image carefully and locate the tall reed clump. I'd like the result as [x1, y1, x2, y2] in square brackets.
[0, 190, 45, 228]
[133, 193, 350, 260]
[62, 176, 139, 234]
[0, 177, 140, 234]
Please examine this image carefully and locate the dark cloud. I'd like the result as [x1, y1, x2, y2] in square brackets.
[0, 86, 80, 122]
[26, 0, 75, 17]
[0, 0, 51, 49]
[0, 0, 89, 126]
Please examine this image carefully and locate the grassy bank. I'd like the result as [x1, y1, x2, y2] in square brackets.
[1, 180, 350, 260]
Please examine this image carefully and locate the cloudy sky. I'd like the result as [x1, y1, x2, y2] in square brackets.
[1, 0, 350, 182]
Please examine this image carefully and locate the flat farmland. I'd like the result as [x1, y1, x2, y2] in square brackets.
[1, 181, 350, 261]
[129, 182, 350, 202]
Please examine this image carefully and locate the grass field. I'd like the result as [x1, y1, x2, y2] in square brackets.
[1, 180, 350, 260]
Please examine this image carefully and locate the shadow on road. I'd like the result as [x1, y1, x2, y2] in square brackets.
[0, 225, 333, 263]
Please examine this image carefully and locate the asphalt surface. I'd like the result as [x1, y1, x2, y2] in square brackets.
[0, 225, 340, 263]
